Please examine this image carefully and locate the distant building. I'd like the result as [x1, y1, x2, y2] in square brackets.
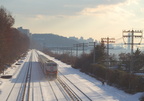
[17, 27, 31, 38]
[79, 37, 84, 42]
[69, 36, 79, 41]
[69, 36, 95, 43]
[86, 38, 94, 43]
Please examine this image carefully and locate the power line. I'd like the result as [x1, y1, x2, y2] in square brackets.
[122, 29, 143, 73]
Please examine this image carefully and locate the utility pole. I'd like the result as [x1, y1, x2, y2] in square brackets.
[70, 47, 73, 57]
[79, 43, 88, 54]
[101, 37, 115, 67]
[89, 41, 97, 64]
[73, 44, 79, 57]
[122, 30, 143, 73]
[43, 42, 45, 51]
[74, 43, 87, 57]
[101, 37, 115, 84]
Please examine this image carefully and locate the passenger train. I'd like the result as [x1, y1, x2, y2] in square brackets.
[38, 54, 58, 79]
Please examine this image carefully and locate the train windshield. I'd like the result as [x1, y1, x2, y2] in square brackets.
[47, 63, 57, 66]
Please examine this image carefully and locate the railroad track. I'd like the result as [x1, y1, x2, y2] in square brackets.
[7, 50, 108, 101]
[35, 50, 61, 101]
[15, 51, 34, 101]
[58, 71, 92, 101]
[5, 51, 33, 101]
[35, 50, 93, 101]
[5, 50, 95, 101]
[54, 79, 71, 101]
[32, 51, 45, 101]
[17, 50, 45, 101]
[57, 76, 82, 101]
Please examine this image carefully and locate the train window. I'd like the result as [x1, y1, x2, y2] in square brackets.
[52, 64, 56, 66]
[47, 64, 51, 66]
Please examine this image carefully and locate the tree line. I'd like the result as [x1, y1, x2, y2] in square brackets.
[0, 7, 30, 73]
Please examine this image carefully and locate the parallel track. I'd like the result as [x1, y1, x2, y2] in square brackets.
[6, 63, 27, 101]
[21, 53, 32, 101]
[3, 50, 110, 101]
[35, 50, 59, 101]
[6, 51, 33, 101]
[57, 76, 82, 101]
[32, 51, 46, 101]
[58, 71, 92, 101]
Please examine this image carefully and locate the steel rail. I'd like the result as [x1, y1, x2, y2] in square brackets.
[21, 51, 33, 101]
[59, 71, 92, 101]
[35, 50, 58, 101]
[54, 79, 70, 101]
[33, 51, 44, 101]
[57, 76, 82, 101]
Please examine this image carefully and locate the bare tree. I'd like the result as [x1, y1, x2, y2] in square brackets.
[0, 6, 14, 33]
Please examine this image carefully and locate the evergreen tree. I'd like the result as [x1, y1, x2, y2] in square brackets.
[133, 48, 144, 71]
[92, 42, 106, 65]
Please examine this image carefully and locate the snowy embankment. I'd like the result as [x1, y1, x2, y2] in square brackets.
[38, 51, 144, 101]
[0, 52, 28, 86]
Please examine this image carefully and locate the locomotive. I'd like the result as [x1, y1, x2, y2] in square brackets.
[38, 54, 58, 79]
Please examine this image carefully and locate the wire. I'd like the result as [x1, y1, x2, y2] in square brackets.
[115, 37, 123, 42]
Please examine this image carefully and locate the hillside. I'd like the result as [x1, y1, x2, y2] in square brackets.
[31, 33, 79, 49]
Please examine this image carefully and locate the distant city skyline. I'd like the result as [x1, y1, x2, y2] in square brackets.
[1, 0, 144, 41]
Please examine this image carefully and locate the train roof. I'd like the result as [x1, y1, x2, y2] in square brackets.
[39, 54, 57, 64]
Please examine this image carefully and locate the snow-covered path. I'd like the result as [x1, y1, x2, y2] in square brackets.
[0, 50, 143, 101]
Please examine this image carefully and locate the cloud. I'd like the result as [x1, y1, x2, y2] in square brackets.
[126, 0, 140, 5]
[80, 3, 135, 22]
[34, 15, 45, 20]
[1, 0, 127, 16]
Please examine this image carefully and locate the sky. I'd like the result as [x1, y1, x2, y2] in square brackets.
[1, 0, 144, 41]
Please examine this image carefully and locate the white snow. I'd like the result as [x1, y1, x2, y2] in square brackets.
[0, 50, 143, 101]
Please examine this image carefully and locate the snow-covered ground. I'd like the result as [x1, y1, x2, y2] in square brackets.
[0, 50, 143, 101]
[39, 51, 143, 101]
